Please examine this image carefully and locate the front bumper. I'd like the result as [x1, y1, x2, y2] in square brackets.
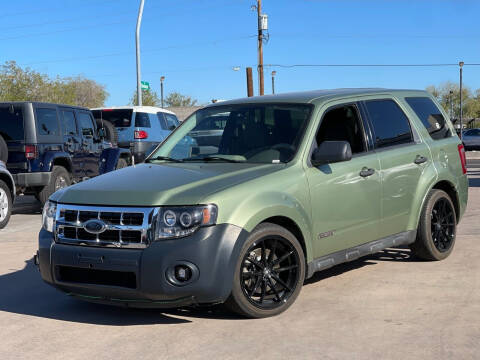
[12, 172, 51, 188]
[38, 224, 249, 308]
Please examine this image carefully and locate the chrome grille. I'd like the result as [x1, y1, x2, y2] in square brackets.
[54, 204, 158, 249]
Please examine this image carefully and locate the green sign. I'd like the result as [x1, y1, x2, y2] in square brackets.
[141, 81, 150, 90]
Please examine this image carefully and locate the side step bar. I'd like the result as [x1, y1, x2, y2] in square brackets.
[306, 230, 416, 278]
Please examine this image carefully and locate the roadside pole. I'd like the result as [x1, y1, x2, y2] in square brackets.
[246, 67, 254, 97]
[135, 0, 145, 106]
[459, 61, 464, 139]
[271, 70, 276, 94]
[160, 76, 165, 108]
[257, 0, 264, 96]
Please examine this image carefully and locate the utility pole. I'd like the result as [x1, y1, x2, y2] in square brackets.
[160, 76, 165, 108]
[246, 67, 254, 97]
[135, 0, 145, 106]
[449, 90, 454, 119]
[459, 61, 464, 139]
[256, 0, 265, 96]
[271, 70, 276, 94]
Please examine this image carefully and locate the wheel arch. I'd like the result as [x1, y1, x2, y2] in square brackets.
[52, 157, 72, 174]
[432, 180, 460, 223]
[0, 172, 15, 198]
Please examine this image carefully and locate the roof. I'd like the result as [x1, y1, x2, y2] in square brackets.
[204, 88, 431, 107]
[0, 101, 89, 110]
[91, 105, 175, 115]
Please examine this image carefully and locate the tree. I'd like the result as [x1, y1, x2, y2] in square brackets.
[164, 92, 198, 107]
[426, 81, 474, 119]
[0, 61, 109, 107]
[129, 89, 161, 106]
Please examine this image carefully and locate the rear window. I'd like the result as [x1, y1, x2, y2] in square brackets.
[134, 112, 152, 128]
[36, 108, 60, 136]
[0, 106, 24, 141]
[92, 109, 133, 128]
[405, 97, 450, 140]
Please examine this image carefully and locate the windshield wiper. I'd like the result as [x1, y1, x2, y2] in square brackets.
[184, 155, 245, 163]
[145, 156, 183, 163]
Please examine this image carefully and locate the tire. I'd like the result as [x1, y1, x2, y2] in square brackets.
[35, 166, 71, 205]
[410, 189, 457, 261]
[0, 135, 8, 163]
[95, 119, 118, 146]
[225, 223, 305, 318]
[116, 157, 127, 170]
[0, 180, 12, 229]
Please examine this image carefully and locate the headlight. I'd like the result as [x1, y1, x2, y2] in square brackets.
[42, 201, 57, 232]
[155, 204, 217, 240]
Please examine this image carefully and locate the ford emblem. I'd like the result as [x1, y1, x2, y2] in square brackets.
[84, 219, 107, 234]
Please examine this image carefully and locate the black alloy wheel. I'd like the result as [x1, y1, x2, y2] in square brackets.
[431, 197, 456, 252]
[241, 236, 300, 309]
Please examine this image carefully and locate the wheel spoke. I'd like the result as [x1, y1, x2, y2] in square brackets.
[260, 280, 267, 303]
[275, 264, 298, 273]
[272, 250, 294, 266]
[267, 277, 282, 302]
[246, 257, 264, 269]
[268, 239, 277, 263]
[271, 273, 292, 292]
[261, 240, 267, 266]
[242, 271, 262, 278]
[250, 275, 262, 297]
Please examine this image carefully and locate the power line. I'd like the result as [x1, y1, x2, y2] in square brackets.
[264, 63, 477, 68]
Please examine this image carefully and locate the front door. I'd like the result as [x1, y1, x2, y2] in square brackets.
[305, 103, 382, 258]
[76, 111, 101, 178]
[60, 108, 83, 180]
[362, 98, 431, 238]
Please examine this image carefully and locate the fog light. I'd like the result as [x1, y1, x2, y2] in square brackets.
[174, 265, 192, 282]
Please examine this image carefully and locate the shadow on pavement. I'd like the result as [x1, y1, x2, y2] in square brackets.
[0, 258, 192, 325]
[12, 196, 42, 215]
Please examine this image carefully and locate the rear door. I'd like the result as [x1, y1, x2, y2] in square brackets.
[362, 98, 431, 238]
[76, 111, 101, 178]
[60, 108, 83, 180]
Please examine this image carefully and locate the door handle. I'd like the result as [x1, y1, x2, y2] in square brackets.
[414, 155, 428, 165]
[359, 167, 375, 177]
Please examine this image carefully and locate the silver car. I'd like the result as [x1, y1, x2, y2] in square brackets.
[462, 128, 480, 150]
[0, 161, 15, 229]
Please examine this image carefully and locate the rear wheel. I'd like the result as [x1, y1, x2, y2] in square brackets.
[225, 223, 305, 318]
[410, 189, 456, 261]
[35, 166, 71, 205]
[95, 119, 118, 146]
[0, 180, 12, 229]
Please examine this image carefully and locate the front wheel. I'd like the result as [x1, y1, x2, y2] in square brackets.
[410, 189, 457, 261]
[225, 223, 305, 318]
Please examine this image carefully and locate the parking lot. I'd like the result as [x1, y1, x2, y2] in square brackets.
[0, 155, 478, 360]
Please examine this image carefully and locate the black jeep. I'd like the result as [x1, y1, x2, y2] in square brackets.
[0, 102, 131, 204]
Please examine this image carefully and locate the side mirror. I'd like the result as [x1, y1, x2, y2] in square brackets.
[97, 128, 106, 138]
[168, 125, 176, 131]
[311, 141, 352, 166]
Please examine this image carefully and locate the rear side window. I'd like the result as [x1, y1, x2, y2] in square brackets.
[61, 110, 77, 135]
[164, 113, 179, 129]
[92, 109, 133, 128]
[364, 99, 413, 148]
[134, 112, 151, 128]
[36, 108, 60, 136]
[0, 106, 24, 141]
[405, 97, 450, 140]
[77, 112, 95, 137]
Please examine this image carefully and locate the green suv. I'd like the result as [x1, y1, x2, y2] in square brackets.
[37, 89, 468, 318]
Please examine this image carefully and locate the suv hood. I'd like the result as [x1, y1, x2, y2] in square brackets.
[51, 162, 283, 206]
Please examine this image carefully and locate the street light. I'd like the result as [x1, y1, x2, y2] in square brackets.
[271, 70, 276, 94]
[160, 76, 165, 108]
[232, 66, 241, 71]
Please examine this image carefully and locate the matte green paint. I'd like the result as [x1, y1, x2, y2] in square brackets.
[50, 89, 468, 264]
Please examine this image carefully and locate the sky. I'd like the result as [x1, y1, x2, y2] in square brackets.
[2, 0, 480, 106]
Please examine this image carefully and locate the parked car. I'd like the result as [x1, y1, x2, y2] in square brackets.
[0, 102, 131, 204]
[461, 128, 480, 150]
[0, 161, 15, 229]
[38, 89, 468, 318]
[91, 106, 180, 163]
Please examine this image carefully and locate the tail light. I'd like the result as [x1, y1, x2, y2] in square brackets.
[25, 145, 37, 160]
[134, 130, 148, 139]
[458, 144, 467, 174]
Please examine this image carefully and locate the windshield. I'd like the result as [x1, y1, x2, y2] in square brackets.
[92, 109, 133, 128]
[149, 103, 312, 163]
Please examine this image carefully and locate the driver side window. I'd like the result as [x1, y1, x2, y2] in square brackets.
[316, 104, 366, 154]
